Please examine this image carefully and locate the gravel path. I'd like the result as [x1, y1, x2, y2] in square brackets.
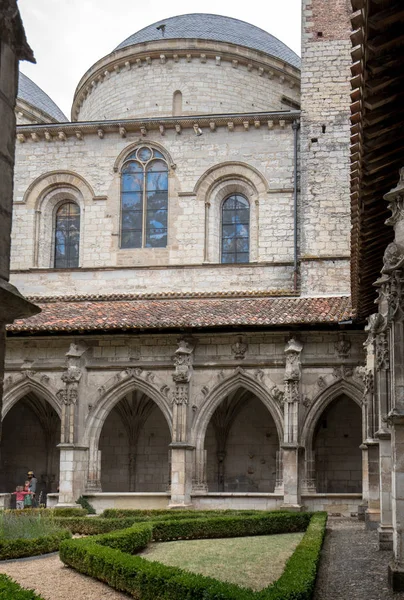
[0, 554, 130, 599]
[2, 518, 403, 599]
[314, 517, 404, 600]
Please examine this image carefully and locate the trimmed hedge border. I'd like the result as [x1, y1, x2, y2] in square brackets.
[3, 507, 87, 518]
[101, 508, 264, 519]
[60, 511, 327, 599]
[55, 510, 284, 535]
[0, 575, 45, 599]
[0, 529, 71, 561]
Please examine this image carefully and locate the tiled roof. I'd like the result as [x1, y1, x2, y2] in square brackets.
[7, 296, 352, 333]
[115, 14, 300, 69]
[18, 72, 68, 123]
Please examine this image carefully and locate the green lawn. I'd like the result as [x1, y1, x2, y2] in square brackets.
[141, 532, 304, 591]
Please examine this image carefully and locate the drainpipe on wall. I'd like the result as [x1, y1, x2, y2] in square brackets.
[292, 119, 300, 292]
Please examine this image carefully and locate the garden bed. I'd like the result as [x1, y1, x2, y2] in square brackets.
[0, 512, 71, 560]
[60, 511, 327, 599]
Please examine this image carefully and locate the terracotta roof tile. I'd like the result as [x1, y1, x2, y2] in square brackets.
[7, 296, 353, 334]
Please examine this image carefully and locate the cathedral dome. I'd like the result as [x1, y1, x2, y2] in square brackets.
[115, 14, 300, 69]
[17, 72, 68, 124]
[73, 13, 300, 122]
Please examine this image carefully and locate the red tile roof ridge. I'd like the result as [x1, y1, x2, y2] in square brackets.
[26, 290, 301, 303]
[8, 295, 353, 333]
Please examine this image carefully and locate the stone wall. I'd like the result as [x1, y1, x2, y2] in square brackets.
[11, 124, 300, 296]
[299, 0, 352, 295]
[3, 329, 366, 503]
[73, 40, 300, 121]
[314, 394, 362, 492]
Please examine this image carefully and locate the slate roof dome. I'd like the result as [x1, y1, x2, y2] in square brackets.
[115, 13, 300, 69]
[17, 72, 68, 122]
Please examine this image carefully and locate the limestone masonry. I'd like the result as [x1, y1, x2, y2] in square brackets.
[1, 11, 367, 516]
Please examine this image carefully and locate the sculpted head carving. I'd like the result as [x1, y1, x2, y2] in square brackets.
[382, 242, 404, 273]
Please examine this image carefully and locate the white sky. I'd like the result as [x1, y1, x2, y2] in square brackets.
[18, 0, 301, 120]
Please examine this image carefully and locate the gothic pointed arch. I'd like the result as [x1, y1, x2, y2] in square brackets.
[301, 378, 364, 452]
[84, 371, 172, 450]
[2, 376, 61, 419]
[191, 369, 284, 447]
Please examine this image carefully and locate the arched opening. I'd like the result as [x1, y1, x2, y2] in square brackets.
[99, 390, 171, 491]
[173, 90, 182, 116]
[313, 394, 362, 493]
[54, 201, 80, 268]
[0, 393, 60, 500]
[205, 388, 279, 492]
[221, 194, 250, 263]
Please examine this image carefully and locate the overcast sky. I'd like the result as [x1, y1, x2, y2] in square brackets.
[18, 0, 301, 120]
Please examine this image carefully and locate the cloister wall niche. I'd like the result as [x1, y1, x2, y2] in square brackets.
[99, 393, 171, 492]
[0, 393, 60, 498]
[205, 392, 279, 492]
[313, 394, 362, 493]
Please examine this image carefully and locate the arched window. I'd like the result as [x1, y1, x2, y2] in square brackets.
[221, 194, 250, 263]
[121, 146, 168, 249]
[173, 90, 182, 116]
[54, 202, 80, 268]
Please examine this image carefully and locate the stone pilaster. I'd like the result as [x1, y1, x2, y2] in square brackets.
[56, 343, 89, 506]
[169, 339, 195, 507]
[57, 444, 88, 507]
[281, 338, 303, 509]
[374, 169, 404, 588]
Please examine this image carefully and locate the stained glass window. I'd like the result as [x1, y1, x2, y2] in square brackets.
[221, 194, 250, 264]
[121, 147, 168, 248]
[54, 202, 80, 268]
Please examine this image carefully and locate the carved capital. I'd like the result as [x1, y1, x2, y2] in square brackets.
[56, 388, 78, 405]
[284, 380, 300, 403]
[172, 382, 189, 405]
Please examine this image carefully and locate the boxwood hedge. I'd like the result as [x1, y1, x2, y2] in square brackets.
[0, 575, 45, 600]
[60, 511, 327, 599]
[0, 529, 71, 560]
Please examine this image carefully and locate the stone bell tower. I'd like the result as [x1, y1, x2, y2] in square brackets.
[300, 0, 352, 297]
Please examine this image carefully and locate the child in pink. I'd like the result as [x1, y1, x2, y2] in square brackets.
[12, 485, 31, 510]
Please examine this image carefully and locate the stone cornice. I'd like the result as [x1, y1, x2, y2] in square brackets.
[15, 110, 300, 143]
[72, 39, 301, 121]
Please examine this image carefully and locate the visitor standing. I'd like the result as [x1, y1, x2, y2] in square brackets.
[12, 485, 30, 510]
[23, 481, 33, 508]
[27, 471, 37, 507]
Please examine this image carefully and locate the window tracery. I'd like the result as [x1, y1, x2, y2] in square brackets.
[54, 202, 80, 268]
[121, 146, 168, 249]
[221, 194, 250, 263]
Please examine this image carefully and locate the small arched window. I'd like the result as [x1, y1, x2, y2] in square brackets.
[54, 202, 80, 268]
[173, 90, 182, 116]
[121, 146, 168, 248]
[221, 194, 250, 263]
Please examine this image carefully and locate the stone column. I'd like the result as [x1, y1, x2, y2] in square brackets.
[360, 320, 380, 528]
[373, 325, 393, 548]
[281, 338, 303, 510]
[56, 343, 88, 506]
[372, 169, 404, 589]
[169, 339, 195, 507]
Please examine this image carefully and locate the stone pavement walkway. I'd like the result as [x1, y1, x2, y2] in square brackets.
[314, 517, 404, 600]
